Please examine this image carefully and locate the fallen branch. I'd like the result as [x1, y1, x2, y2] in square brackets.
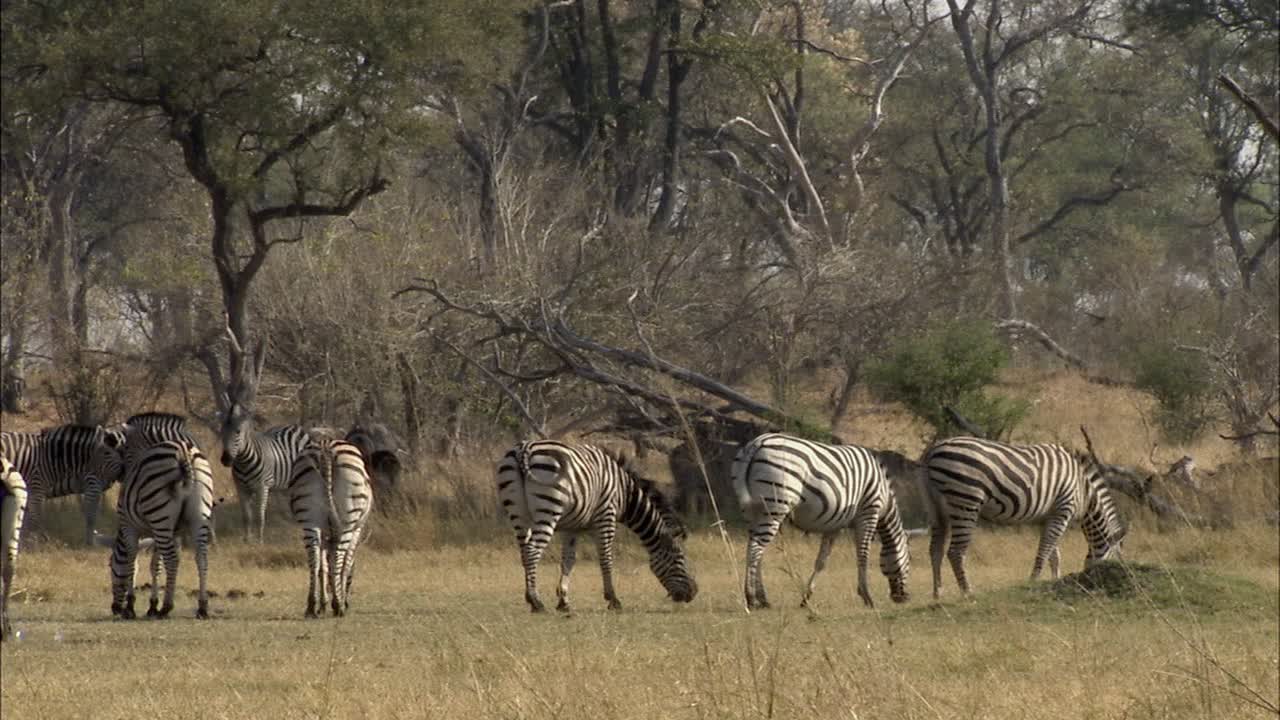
[997, 319, 1087, 369]
[944, 405, 988, 438]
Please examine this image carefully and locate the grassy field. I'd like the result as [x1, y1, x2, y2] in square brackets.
[3, 519, 1277, 720]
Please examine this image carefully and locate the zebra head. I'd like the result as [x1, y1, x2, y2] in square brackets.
[1077, 453, 1128, 565]
[618, 459, 698, 603]
[220, 328, 267, 467]
[95, 426, 125, 487]
[218, 401, 253, 468]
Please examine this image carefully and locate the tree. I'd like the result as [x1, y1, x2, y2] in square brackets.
[3, 0, 518, 415]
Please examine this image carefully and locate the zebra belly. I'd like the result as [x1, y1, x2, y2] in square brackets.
[785, 493, 857, 533]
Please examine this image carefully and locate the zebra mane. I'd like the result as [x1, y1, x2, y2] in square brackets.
[125, 412, 189, 427]
[614, 455, 687, 541]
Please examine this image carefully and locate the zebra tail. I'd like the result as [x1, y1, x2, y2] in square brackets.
[917, 451, 943, 528]
[176, 446, 196, 496]
[321, 445, 342, 534]
[731, 442, 765, 518]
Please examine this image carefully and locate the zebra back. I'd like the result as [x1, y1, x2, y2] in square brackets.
[119, 413, 201, 469]
[0, 425, 125, 498]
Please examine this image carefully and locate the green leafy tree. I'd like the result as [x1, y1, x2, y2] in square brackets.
[867, 319, 1029, 439]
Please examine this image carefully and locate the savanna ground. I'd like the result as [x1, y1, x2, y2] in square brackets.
[2, 372, 1278, 720]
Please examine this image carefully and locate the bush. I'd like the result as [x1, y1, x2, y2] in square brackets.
[1128, 343, 1215, 442]
[866, 319, 1029, 439]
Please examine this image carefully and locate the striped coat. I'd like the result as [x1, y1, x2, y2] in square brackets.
[0, 425, 124, 545]
[497, 440, 697, 612]
[286, 438, 374, 618]
[732, 433, 911, 609]
[219, 405, 312, 543]
[1, 457, 28, 639]
[923, 436, 1127, 598]
[110, 439, 215, 619]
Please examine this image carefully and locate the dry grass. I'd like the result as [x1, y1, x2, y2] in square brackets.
[2, 524, 1276, 720]
[3, 370, 1277, 719]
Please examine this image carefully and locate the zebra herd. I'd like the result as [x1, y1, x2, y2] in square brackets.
[0, 415, 1133, 636]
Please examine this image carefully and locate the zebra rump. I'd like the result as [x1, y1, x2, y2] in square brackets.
[286, 438, 373, 618]
[110, 439, 214, 620]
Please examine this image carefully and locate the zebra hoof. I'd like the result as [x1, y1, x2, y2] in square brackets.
[527, 595, 546, 613]
[195, 607, 209, 620]
[120, 607, 136, 620]
[607, 599, 622, 611]
[555, 599, 571, 613]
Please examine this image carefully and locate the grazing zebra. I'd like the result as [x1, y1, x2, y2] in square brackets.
[922, 436, 1127, 598]
[1, 457, 28, 640]
[732, 433, 912, 610]
[219, 403, 312, 543]
[0, 425, 125, 545]
[496, 440, 697, 612]
[110, 439, 215, 619]
[286, 437, 373, 618]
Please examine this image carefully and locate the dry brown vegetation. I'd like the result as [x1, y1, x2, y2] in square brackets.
[3, 372, 1278, 720]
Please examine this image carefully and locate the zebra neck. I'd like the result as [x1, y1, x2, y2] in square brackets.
[231, 433, 267, 476]
[619, 482, 674, 555]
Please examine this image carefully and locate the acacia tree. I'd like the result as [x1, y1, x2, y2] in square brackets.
[3, 0, 515, 415]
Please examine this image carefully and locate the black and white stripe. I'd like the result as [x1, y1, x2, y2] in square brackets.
[732, 433, 911, 609]
[1, 457, 28, 640]
[110, 439, 215, 619]
[285, 438, 374, 618]
[0, 425, 124, 546]
[923, 436, 1127, 598]
[496, 440, 697, 612]
[219, 404, 311, 543]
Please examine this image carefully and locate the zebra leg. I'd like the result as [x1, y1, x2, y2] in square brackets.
[193, 520, 211, 619]
[555, 534, 578, 612]
[946, 516, 977, 596]
[744, 518, 782, 610]
[255, 487, 270, 544]
[110, 526, 140, 619]
[929, 519, 950, 600]
[1049, 545, 1061, 579]
[154, 533, 180, 618]
[236, 481, 255, 544]
[800, 533, 837, 608]
[519, 532, 552, 613]
[0, 549, 9, 639]
[19, 485, 44, 551]
[852, 510, 881, 608]
[1, 532, 13, 640]
[304, 528, 324, 618]
[81, 479, 103, 547]
[1031, 510, 1072, 581]
[593, 513, 622, 610]
[147, 544, 162, 616]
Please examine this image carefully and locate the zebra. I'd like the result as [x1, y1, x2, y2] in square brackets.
[922, 436, 1128, 598]
[0, 424, 125, 546]
[110, 439, 215, 619]
[285, 437, 373, 618]
[496, 440, 697, 612]
[732, 433, 912, 610]
[1, 457, 28, 640]
[219, 405, 312, 543]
